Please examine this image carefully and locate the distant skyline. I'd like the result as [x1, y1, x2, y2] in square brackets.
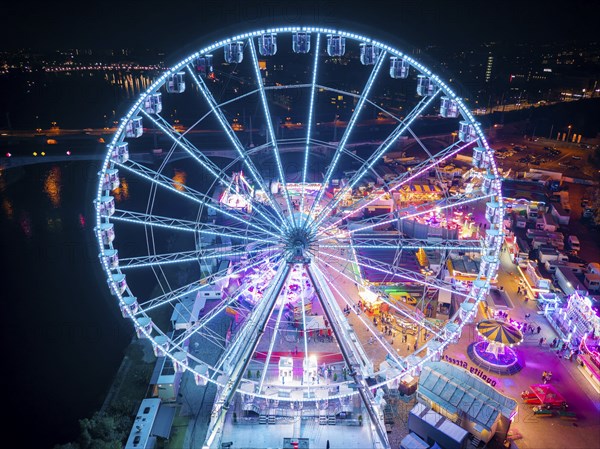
[3, 0, 599, 53]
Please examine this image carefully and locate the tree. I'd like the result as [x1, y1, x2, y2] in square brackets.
[77, 412, 128, 449]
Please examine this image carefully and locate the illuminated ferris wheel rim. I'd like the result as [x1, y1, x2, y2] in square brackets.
[95, 25, 504, 402]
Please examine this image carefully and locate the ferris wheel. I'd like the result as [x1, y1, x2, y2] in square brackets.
[95, 26, 503, 445]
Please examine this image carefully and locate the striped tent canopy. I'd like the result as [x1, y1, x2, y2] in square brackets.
[476, 319, 523, 346]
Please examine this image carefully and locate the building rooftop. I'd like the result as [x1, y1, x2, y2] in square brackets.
[418, 362, 517, 432]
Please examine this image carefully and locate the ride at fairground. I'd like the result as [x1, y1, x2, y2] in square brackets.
[95, 26, 503, 448]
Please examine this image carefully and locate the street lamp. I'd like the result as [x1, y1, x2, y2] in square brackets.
[567, 125, 572, 142]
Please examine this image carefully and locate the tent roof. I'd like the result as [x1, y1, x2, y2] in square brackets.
[418, 362, 517, 431]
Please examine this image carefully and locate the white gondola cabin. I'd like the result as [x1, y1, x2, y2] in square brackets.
[110, 142, 129, 163]
[258, 33, 277, 56]
[292, 32, 310, 53]
[444, 322, 460, 343]
[120, 295, 139, 317]
[100, 168, 120, 191]
[195, 55, 213, 77]
[472, 146, 485, 168]
[480, 255, 499, 281]
[166, 72, 185, 93]
[194, 363, 209, 386]
[97, 222, 115, 245]
[390, 57, 409, 79]
[108, 273, 127, 296]
[439, 97, 459, 118]
[482, 172, 497, 195]
[224, 42, 244, 63]
[458, 120, 479, 143]
[485, 200, 501, 224]
[173, 351, 188, 373]
[136, 317, 153, 338]
[143, 93, 162, 114]
[459, 302, 475, 322]
[360, 43, 380, 65]
[96, 195, 115, 217]
[153, 335, 169, 357]
[484, 228, 503, 252]
[125, 116, 143, 138]
[481, 148, 495, 169]
[101, 248, 119, 269]
[416, 75, 436, 96]
[471, 279, 487, 298]
[326, 35, 345, 57]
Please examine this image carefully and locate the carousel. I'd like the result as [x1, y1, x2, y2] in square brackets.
[468, 319, 524, 374]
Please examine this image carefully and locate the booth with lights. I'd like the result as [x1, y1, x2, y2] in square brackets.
[545, 292, 600, 392]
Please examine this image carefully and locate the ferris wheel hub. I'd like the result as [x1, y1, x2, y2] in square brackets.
[284, 226, 315, 263]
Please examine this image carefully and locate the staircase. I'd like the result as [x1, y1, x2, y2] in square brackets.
[470, 435, 481, 447]
[319, 412, 328, 425]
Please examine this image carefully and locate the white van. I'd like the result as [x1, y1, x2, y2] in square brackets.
[567, 235, 580, 253]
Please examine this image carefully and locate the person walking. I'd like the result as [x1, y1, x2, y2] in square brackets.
[537, 325, 541, 334]
[539, 337, 544, 346]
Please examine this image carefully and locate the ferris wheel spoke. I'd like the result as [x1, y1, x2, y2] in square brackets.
[312, 90, 441, 232]
[137, 253, 279, 315]
[322, 192, 490, 240]
[321, 249, 468, 299]
[116, 160, 281, 239]
[110, 209, 277, 243]
[317, 140, 476, 236]
[142, 111, 282, 229]
[185, 65, 290, 230]
[321, 238, 482, 252]
[317, 255, 444, 338]
[300, 33, 321, 228]
[170, 256, 282, 347]
[118, 243, 280, 270]
[305, 49, 387, 231]
[141, 110, 230, 184]
[248, 39, 295, 228]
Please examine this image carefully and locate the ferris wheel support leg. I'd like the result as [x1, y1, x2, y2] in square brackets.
[203, 262, 291, 449]
[307, 263, 391, 449]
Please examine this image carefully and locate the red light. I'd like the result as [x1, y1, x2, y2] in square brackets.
[5, 152, 10, 157]
[66, 150, 71, 155]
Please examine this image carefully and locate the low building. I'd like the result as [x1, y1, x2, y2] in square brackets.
[408, 402, 469, 449]
[584, 273, 600, 292]
[416, 362, 517, 445]
[555, 266, 588, 296]
[536, 212, 558, 232]
[124, 398, 176, 449]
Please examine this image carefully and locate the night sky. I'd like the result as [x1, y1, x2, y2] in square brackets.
[2, 0, 598, 52]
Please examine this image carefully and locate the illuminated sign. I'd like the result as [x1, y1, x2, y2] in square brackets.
[443, 355, 498, 387]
